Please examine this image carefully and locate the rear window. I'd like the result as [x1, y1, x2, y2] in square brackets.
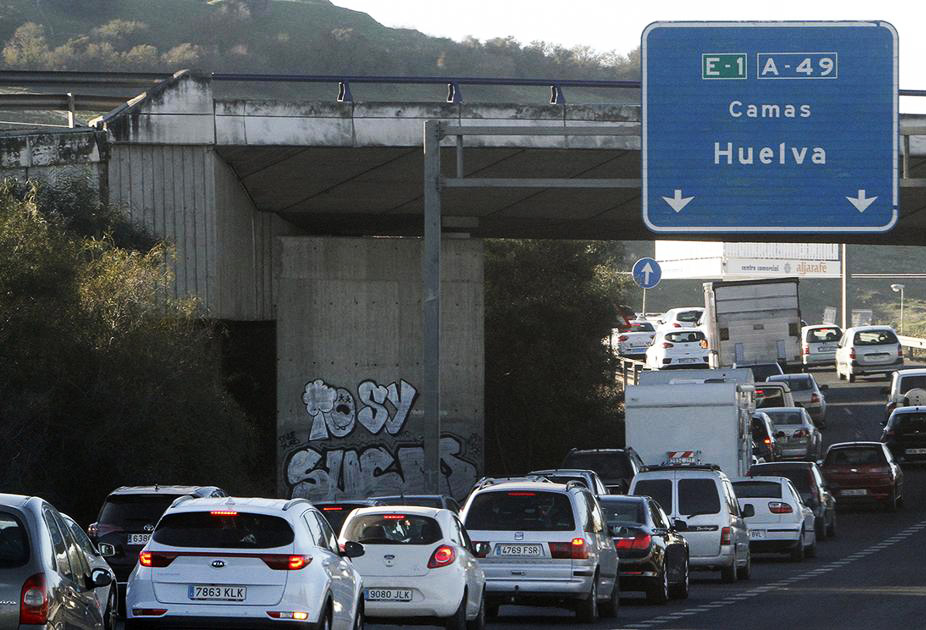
[733, 481, 782, 499]
[765, 410, 805, 426]
[632, 479, 673, 514]
[0, 512, 29, 568]
[897, 376, 926, 393]
[542, 475, 589, 489]
[751, 417, 771, 440]
[599, 500, 645, 525]
[98, 494, 180, 529]
[676, 310, 702, 323]
[316, 504, 368, 535]
[806, 328, 842, 343]
[464, 491, 575, 532]
[854, 330, 898, 346]
[630, 321, 655, 332]
[343, 514, 442, 545]
[824, 448, 885, 466]
[755, 389, 786, 408]
[751, 467, 810, 494]
[665, 330, 705, 344]
[153, 512, 294, 549]
[745, 364, 783, 381]
[561, 453, 630, 480]
[769, 376, 812, 391]
[892, 413, 926, 432]
[678, 479, 721, 516]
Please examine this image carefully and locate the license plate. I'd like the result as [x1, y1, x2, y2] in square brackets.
[497, 544, 542, 557]
[906, 448, 926, 455]
[128, 534, 151, 545]
[816, 344, 836, 352]
[188, 585, 246, 601]
[365, 588, 413, 602]
[677, 358, 699, 364]
[749, 530, 766, 540]
[841, 489, 867, 496]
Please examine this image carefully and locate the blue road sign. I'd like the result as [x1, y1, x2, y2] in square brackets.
[633, 257, 662, 289]
[642, 21, 898, 233]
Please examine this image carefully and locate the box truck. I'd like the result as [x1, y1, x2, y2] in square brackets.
[625, 382, 756, 479]
[702, 277, 802, 370]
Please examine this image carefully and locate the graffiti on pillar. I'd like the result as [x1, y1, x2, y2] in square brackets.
[285, 378, 479, 501]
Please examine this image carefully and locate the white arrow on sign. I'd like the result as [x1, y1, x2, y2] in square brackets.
[662, 189, 694, 213]
[846, 189, 877, 213]
[641, 262, 654, 285]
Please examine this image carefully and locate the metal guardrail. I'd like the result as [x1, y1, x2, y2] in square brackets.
[899, 336, 926, 350]
[616, 357, 647, 386]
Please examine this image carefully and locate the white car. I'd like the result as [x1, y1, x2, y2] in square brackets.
[656, 307, 704, 333]
[613, 320, 657, 358]
[801, 324, 842, 368]
[340, 506, 486, 628]
[836, 325, 903, 382]
[733, 477, 817, 562]
[645, 329, 710, 370]
[126, 497, 365, 630]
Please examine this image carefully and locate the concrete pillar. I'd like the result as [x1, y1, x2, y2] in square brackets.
[277, 236, 484, 501]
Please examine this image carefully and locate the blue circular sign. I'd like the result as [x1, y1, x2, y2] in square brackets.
[632, 257, 662, 289]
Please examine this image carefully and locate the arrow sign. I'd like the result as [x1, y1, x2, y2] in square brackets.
[632, 257, 662, 289]
[641, 262, 654, 285]
[662, 189, 694, 213]
[847, 189, 877, 212]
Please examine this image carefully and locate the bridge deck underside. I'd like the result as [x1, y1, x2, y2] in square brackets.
[216, 145, 926, 244]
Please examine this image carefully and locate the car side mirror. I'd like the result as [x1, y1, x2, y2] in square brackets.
[341, 541, 365, 559]
[741, 504, 755, 518]
[473, 542, 491, 557]
[90, 569, 112, 589]
[673, 519, 688, 532]
[97, 543, 116, 558]
[820, 385, 829, 391]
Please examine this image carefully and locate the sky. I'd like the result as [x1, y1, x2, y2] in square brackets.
[331, 0, 926, 113]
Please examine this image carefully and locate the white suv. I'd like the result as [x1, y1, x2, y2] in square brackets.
[461, 479, 619, 622]
[126, 497, 365, 629]
[630, 466, 751, 583]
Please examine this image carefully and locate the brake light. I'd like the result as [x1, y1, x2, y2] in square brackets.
[427, 545, 456, 569]
[850, 349, 856, 360]
[210, 510, 238, 517]
[756, 389, 765, 396]
[550, 538, 589, 559]
[473, 541, 489, 558]
[768, 501, 794, 514]
[614, 534, 652, 551]
[763, 437, 771, 445]
[262, 555, 312, 570]
[20, 573, 47, 625]
[662, 342, 674, 349]
[720, 527, 732, 546]
[322, 506, 343, 511]
[138, 551, 175, 568]
[802, 345, 809, 355]
[618, 335, 629, 342]
[898, 346, 904, 358]
[383, 514, 406, 520]
[507, 492, 535, 496]
[132, 609, 168, 617]
[268, 611, 310, 620]
[811, 393, 820, 403]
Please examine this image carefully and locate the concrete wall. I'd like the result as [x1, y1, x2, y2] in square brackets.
[277, 236, 484, 501]
[107, 144, 296, 319]
[0, 129, 107, 188]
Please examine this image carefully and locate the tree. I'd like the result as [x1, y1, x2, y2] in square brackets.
[2, 22, 50, 68]
[483, 240, 630, 475]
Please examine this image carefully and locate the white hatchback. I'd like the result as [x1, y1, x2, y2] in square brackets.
[339, 506, 485, 629]
[732, 477, 816, 562]
[126, 497, 365, 630]
[656, 307, 705, 334]
[836, 326, 903, 382]
[801, 325, 842, 368]
[645, 329, 710, 370]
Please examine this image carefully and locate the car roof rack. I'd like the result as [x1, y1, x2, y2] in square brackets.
[471, 475, 551, 490]
[642, 463, 722, 472]
[282, 498, 312, 511]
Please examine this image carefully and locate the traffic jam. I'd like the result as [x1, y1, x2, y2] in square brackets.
[0, 276, 919, 629]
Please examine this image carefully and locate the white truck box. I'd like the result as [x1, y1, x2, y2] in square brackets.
[703, 278, 802, 369]
[625, 383, 755, 479]
[637, 368, 754, 386]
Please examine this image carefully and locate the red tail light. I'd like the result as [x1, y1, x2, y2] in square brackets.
[322, 506, 343, 511]
[802, 345, 809, 355]
[720, 527, 732, 546]
[763, 437, 772, 445]
[549, 538, 589, 559]
[618, 335, 629, 342]
[768, 501, 794, 514]
[138, 551, 176, 568]
[210, 510, 238, 517]
[132, 609, 168, 617]
[614, 533, 652, 551]
[262, 555, 312, 570]
[507, 492, 535, 496]
[20, 573, 47, 625]
[850, 349, 856, 360]
[428, 545, 456, 569]
[811, 393, 820, 403]
[473, 541, 489, 558]
[662, 342, 674, 349]
[383, 514, 406, 520]
[268, 611, 309, 621]
[898, 346, 904, 358]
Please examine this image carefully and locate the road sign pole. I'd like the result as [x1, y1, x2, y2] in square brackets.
[841, 244, 848, 330]
[422, 120, 442, 494]
[642, 287, 647, 314]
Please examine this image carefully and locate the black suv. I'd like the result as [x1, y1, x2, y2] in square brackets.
[560, 448, 646, 494]
[89, 485, 225, 608]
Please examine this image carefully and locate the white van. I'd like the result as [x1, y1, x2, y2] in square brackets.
[629, 466, 751, 583]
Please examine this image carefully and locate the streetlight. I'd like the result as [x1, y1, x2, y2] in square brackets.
[891, 283, 905, 334]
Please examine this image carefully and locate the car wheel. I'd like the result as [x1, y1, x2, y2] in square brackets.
[646, 567, 669, 604]
[887, 488, 899, 512]
[105, 589, 117, 630]
[466, 590, 486, 630]
[827, 513, 837, 537]
[848, 372, 856, 383]
[576, 572, 599, 622]
[736, 551, 752, 580]
[720, 559, 738, 583]
[486, 602, 500, 619]
[445, 590, 468, 630]
[815, 516, 826, 540]
[353, 601, 364, 630]
[790, 531, 806, 562]
[599, 578, 620, 618]
[320, 606, 332, 630]
[806, 534, 817, 558]
[669, 556, 689, 600]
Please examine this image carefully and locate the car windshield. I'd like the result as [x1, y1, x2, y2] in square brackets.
[632, 479, 673, 514]
[897, 376, 926, 393]
[824, 448, 885, 466]
[733, 481, 782, 499]
[0, 512, 29, 568]
[316, 504, 368, 535]
[770, 376, 813, 391]
[678, 479, 721, 516]
[751, 417, 771, 439]
[806, 328, 842, 343]
[561, 453, 630, 479]
[745, 364, 783, 381]
[765, 410, 806, 426]
[630, 321, 655, 332]
[854, 330, 898, 345]
[464, 491, 575, 532]
[343, 514, 442, 545]
[892, 413, 926, 432]
[599, 499, 645, 525]
[755, 388, 787, 408]
[153, 512, 295, 548]
[676, 310, 702, 323]
[666, 330, 705, 344]
[98, 494, 181, 529]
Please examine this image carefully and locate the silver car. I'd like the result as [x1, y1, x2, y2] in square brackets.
[0, 494, 114, 629]
[767, 373, 828, 427]
[62, 514, 118, 630]
[462, 479, 619, 622]
[763, 407, 823, 461]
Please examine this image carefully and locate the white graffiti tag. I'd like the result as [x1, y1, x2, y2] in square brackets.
[304, 379, 418, 441]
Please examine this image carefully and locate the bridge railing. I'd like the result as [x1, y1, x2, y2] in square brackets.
[616, 357, 647, 387]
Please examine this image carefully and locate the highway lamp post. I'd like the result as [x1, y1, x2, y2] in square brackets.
[891, 283, 905, 335]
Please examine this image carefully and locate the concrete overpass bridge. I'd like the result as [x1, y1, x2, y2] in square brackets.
[1, 69, 925, 500]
